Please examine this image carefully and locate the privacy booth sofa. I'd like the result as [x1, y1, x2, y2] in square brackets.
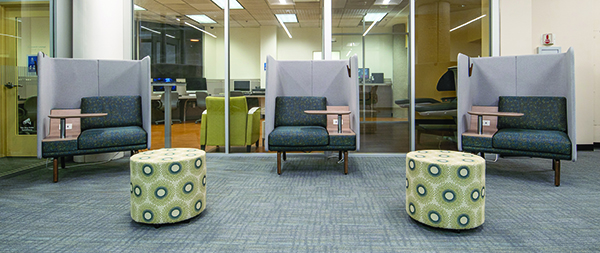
[265, 56, 360, 174]
[456, 49, 576, 186]
[36, 53, 152, 182]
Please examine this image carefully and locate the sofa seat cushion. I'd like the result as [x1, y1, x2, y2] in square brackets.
[493, 129, 571, 155]
[42, 140, 78, 157]
[78, 126, 147, 150]
[329, 134, 356, 147]
[269, 126, 328, 147]
[462, 135, 493, 149]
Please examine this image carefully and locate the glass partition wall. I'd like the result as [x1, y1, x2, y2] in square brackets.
[133, 0, 490, 153]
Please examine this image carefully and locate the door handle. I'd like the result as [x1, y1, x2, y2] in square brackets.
[4, 82, 22, 89]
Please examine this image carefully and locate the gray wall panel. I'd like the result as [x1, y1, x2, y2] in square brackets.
[516, 54, 568, 96]
[471, 56, 517, 106]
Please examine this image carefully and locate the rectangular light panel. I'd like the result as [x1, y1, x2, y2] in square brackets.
[187, 15, 217, 24]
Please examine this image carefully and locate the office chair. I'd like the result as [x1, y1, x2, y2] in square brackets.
[359, 86, 378, 110]
[154, 92, 181, 124]
[195, 91, 209, 123]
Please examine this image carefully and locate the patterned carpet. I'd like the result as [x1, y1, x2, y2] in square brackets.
[1, 151, 600, 252]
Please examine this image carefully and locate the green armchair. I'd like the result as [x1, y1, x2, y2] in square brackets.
[199, 96, 261, 152]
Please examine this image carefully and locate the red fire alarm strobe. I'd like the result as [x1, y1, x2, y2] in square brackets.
[542, 33, 554, 45]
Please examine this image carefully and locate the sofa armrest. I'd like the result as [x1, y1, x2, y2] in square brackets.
[246, 107, 261, 145]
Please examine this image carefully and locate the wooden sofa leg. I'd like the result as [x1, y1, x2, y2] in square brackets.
[553, 159, 560, 187]
[53, 158, 59, 183]
[277, 151, 282, 175]
[344, 151, 348, 174]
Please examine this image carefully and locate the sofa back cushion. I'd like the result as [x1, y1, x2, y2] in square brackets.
[81, 96, 142, 130]
[275, 96, 327, 128]
[497, 96, 567, 132]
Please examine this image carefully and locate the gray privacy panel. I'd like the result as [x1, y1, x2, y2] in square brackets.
[98, 60, 144, 96]
[277, 61, 313, 96]
[516, 53, 568, 96]
[456, 54, 471, 150]
[312, 60, 350, 106]
[51, 58, 100, 108]
[471, 56, 517, 106]
[264, 56, 280, 151]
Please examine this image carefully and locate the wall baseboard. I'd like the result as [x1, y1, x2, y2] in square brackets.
[577, 144, 594, 151]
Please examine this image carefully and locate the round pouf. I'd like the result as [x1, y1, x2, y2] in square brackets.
[406, 150, 485, 230]
[130, 148, 206, 224]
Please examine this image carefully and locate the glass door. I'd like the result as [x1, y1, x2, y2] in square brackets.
[0, 1, 51, 157]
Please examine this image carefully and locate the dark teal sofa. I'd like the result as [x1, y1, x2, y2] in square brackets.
[42, 96, 148, 182]
[462, 96, 572, 186]
[268, 96, 356, 175]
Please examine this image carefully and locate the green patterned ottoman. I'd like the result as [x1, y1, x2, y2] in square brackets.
[130, 148, 206, 224]
[406, 150, 486, 230]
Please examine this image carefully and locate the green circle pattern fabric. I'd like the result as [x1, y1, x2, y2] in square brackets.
[130, 148, 206, 224]
[406, 150, 485, 230]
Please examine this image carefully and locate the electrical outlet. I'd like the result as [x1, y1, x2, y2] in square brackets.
[333, 119, 338, 125]
[482, 120, 491, 126]
[66, 123, 73, 130]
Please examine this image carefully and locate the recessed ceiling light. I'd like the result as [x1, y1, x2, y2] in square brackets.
[211, 0, 244, 9]
[364, 13, 387, 22]
[185, 22, 217, 39]
[187, 15, 217, 24]
[134, 4, 146, 11]
[275, 14, 298, 23]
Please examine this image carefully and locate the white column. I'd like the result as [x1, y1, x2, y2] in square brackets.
[322, 0, 332, 60]
[72, 0, 132, 60]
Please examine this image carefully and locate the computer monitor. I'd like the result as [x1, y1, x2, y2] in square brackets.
[358, 68, 370, 80]
[233, 80, 251, 92]
[152, 78, 177, 92]
[186, 77, 207, 92]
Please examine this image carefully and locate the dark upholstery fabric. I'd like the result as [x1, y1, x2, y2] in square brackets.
[498, 96, 567, 132]
[269, 126, 329, 147]
[78, 126, 147, 150]
[462, 135, 493, 149]
[268, 145, 356, 152]
[329, 134, 356, 147]
[462, 145, 572, 161]
[274, 96, 327, 128]
[42, 143, 147, 158]
[42, 140, 78, 157]
[81, 96, 143, 130]
[492, 129, 571, 155]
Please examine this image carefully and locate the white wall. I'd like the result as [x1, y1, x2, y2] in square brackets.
[204, 26, 398, 82]
[499, 0, 598, 145]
